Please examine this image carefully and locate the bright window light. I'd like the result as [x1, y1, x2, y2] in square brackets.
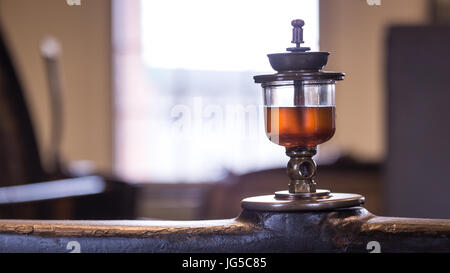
[141, 0, 319, 71]
[114, 0, 320, 183]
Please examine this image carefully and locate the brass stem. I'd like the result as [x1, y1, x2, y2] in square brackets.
[286, 146, 317, 193]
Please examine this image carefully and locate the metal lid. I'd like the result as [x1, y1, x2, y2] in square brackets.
[254, 71, 345, 84]
[254, 19, 344, 83]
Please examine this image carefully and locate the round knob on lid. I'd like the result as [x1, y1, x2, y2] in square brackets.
[291, 19, 305, 27]
[287, 19, 310, 52]
[257, 18, 340, 74]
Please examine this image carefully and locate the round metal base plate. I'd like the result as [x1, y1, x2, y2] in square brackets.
[241, 192, 365, 212]
[275, 189, 330, 199]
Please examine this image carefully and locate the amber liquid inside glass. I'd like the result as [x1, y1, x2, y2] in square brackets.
[265, 106, 336, 148]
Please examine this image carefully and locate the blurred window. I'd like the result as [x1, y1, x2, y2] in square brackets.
[113, 0, 320, 183]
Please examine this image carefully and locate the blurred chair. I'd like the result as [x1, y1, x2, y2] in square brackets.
[0, 26, 138, 220]
[0, 175, 137, 220]
[200, 157, 382, 219]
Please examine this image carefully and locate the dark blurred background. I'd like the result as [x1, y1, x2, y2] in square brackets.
[0, 0, 449, 220]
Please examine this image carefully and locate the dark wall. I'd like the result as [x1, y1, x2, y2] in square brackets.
[386, 26, 450, 218]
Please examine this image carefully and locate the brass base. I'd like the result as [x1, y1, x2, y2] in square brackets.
[275, 189, 330, 199]
[241, 191, 365, 212]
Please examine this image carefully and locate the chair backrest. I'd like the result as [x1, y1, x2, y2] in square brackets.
[0, 27, 45, 186]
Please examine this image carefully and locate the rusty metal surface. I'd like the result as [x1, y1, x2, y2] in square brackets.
[0, 218, 251, 238]
[0, 207, 448, 253]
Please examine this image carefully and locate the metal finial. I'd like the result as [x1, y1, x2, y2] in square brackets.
[287, 19, 310, 52]
[291, 19, 305, 47]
